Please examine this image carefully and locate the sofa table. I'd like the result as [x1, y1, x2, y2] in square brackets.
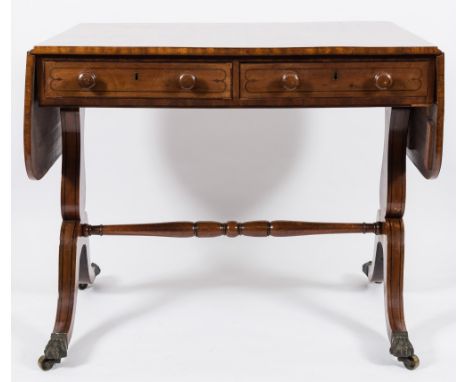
[24, 22, 444, 371]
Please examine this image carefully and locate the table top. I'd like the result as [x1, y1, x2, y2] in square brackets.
[25, 22, 444, 181]
[31, 22, 440, 56]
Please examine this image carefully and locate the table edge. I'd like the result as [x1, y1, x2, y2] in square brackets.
[30, 46, 442, 56]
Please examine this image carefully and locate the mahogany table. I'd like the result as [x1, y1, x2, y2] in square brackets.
[24, 22, 444, 371]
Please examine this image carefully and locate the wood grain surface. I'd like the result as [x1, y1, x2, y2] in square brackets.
[27, 23, 444, 369]
[82, 221, 383, 238]
[23, 52, 61, 180]
[366, 108, 412, 337]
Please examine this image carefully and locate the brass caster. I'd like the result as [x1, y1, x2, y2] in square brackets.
[79, 263, 101, 290]
[398, 355, 420, 370]
[362, 260, 382, 284]
[38, 355, 56, 371]
[362, 261, 372, 277]
[39, 333, 67, 370]
[91, 262, 101, 276]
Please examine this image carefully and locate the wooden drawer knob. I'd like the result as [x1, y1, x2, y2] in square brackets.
[179, 73, 197, 90]
[374, 72, 393, 90]
[281, 72, 300, 91]
[77, 71, 97, 89]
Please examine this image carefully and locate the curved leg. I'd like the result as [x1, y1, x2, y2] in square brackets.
[38, 222, 81, 370]
[384, 219, 419, 370]
[362, 108, 418, 369]
[38, 109, 100, 370]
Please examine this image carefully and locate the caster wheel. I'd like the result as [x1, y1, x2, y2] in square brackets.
[38, 355, 56, 371]
[398, 355, 420, 370]
[79, 264, 101, 290]
[362, 261, 372, 277]
[91, 263, 101, 276]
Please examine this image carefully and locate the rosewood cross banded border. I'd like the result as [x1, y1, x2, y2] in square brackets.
[23, 23, 444, 371]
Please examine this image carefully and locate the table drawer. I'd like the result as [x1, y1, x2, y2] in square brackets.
[240, 61, 433, 101]
[42, 61, 232, 99]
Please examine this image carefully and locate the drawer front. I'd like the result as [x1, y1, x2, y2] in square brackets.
[240, 61, 432, 101]
[42, 61, 232, 99]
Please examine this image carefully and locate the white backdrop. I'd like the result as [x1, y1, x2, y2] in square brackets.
[11, 1, 455, 381]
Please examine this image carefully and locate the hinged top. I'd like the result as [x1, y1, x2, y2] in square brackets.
[32, 22, 440, 56]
